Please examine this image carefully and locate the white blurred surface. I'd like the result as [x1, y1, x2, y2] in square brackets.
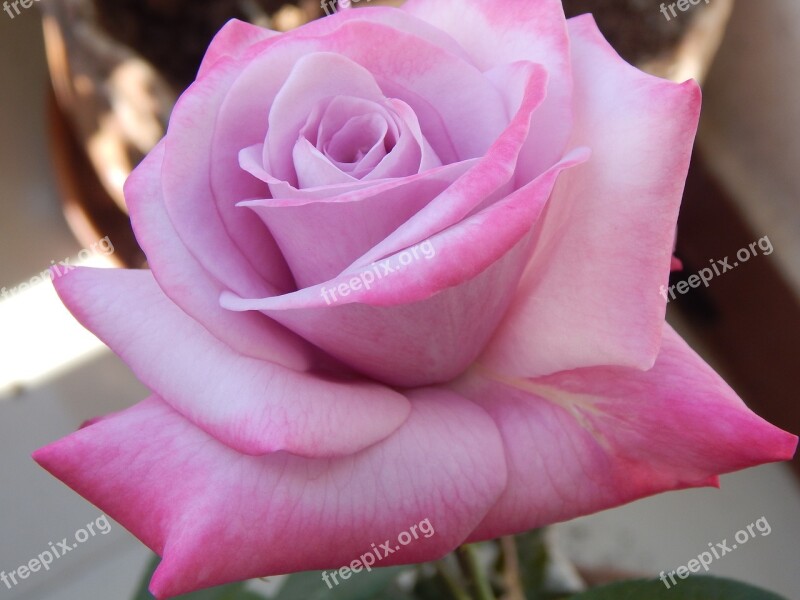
[553, 464, 800, 597]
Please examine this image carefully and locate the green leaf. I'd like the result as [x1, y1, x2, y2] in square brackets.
[131, 554, 267, 600]
[413, 563, 468, 600]
[567, 576, 789, 600]
[506, 530, 554, 599]
[274, 566, 409, 600]
[414, 575, 457, 600]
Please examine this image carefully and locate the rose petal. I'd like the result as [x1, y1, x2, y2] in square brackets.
[322, 20, 508, 161]
[197, 19, 280, 79]
[218, 19, 507, 179]
[481, 15, 702, 378]
[223, 149, 588, 386]
[403, 0, 573, 181]
[53, 268, 411, 457]
[292, 137, 358, 188]
[126, 140, 314, 367]
[270, 7, 474, 65]
[346, 61, 548, 271]
[183, 17, 507, 301]
[386, 97, 443, 174]
[456, 324, 798, 540]
[203, 15, 468, 298]
[33, 389, 506, 598]
[239, 156, 475, 288]
[240, 142, 474, 203]
[264, 52, 388, 185]
[323, 113, 391, 176]
[162, 56, 289, 299]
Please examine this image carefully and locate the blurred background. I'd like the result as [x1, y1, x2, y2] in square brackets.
[0, 0, 798, 598]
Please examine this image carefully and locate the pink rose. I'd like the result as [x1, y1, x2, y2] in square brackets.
[35, 1, 796, 597]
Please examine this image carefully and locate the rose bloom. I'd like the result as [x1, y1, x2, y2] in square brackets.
[35, 0, 796, 597]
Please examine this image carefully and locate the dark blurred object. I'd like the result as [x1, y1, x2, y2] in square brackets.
[562, 0, 694, 64]
[92, 0, 316, 91]
[48, 89, 145, 269]
[42, 0, 322, 264]
[674, 151, 800, 476]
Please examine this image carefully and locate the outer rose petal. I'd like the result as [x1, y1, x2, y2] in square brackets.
[402, 0, 567, 73]
[126, 140, 315, 369]
[33, 389, 507, 598]
[240, 7, 475, 66]
[481, 15, 702, 378]
[197, 19, 279, 79]
[455, 324, 797, 540]
[53, 268, 411, 458]
[162, 56, 291, 299]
